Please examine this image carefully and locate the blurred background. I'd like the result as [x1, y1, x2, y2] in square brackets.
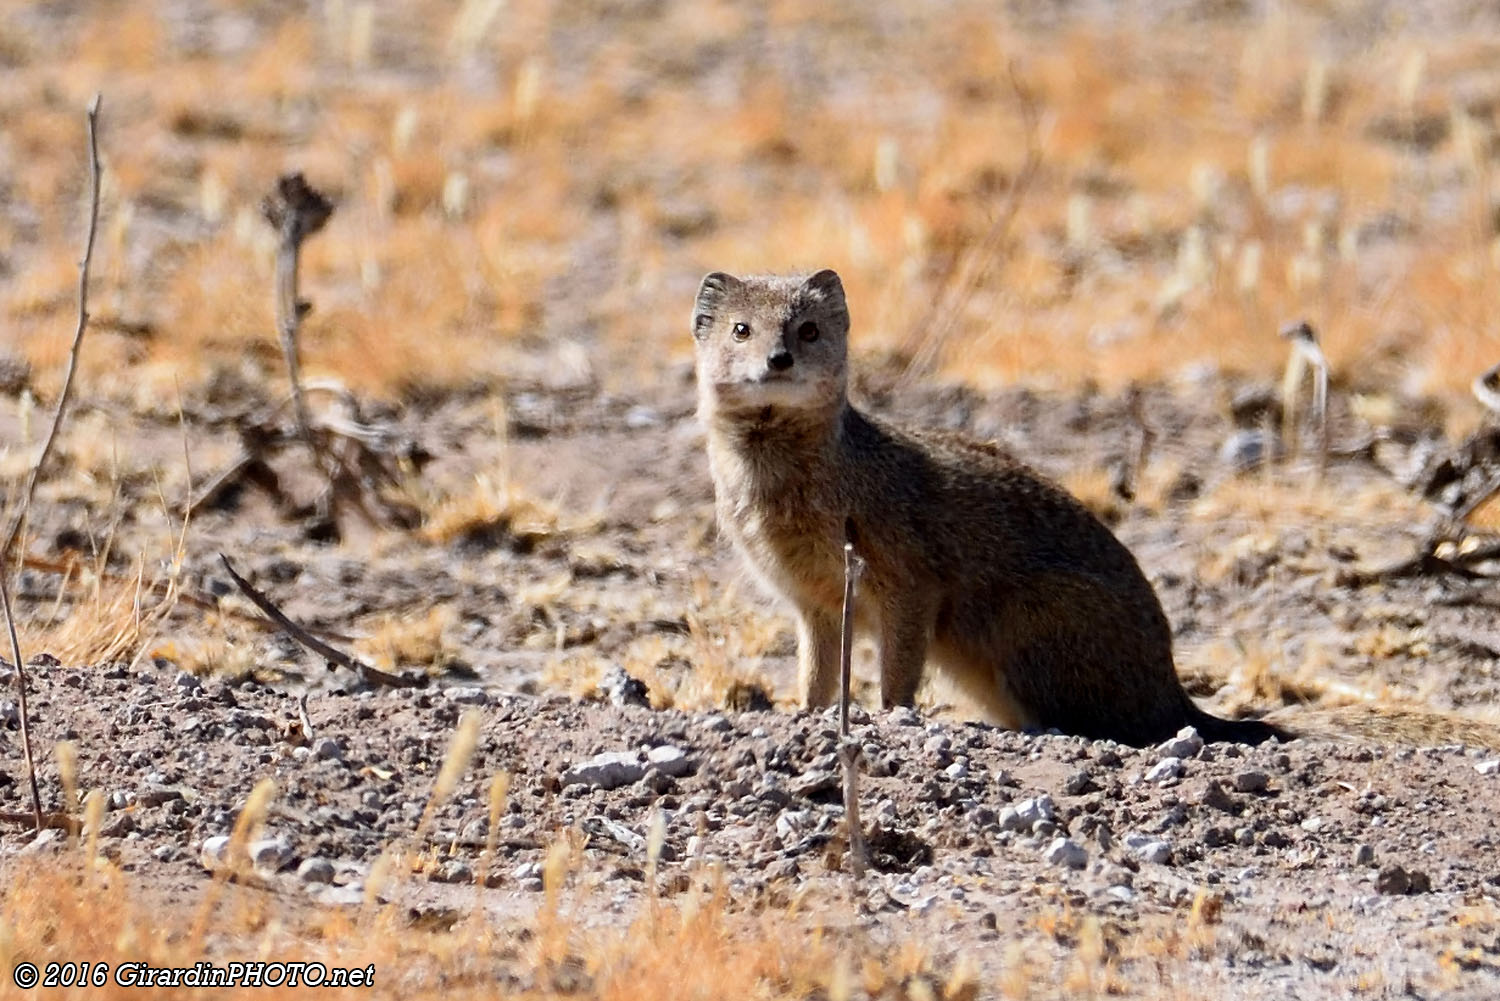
[3, 0, 1499, 421]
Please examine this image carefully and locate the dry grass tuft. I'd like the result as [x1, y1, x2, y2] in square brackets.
[0, 854, 976, 1001]
[355, 606, 459, 675]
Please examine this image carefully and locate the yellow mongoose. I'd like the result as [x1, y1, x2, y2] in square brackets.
[692, 268, 1278, 745]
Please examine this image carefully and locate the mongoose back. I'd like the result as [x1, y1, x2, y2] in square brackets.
[691, 268, 1278, 746]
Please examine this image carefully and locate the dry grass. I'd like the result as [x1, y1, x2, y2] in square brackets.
[0, 829, 1254, 1001]
[1, 2, 1497, 414]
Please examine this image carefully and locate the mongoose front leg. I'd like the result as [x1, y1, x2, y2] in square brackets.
[877, 603, 934, 708]
[797, 606, 843, 708]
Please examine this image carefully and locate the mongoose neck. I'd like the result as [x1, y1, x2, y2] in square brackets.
[709, 400, 846, 446]
[705, 400, 850, 493]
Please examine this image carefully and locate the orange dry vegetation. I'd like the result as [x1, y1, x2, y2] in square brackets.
[0, 846, 1260, 1001]
[0, 856, 943, 1001]
[0, 1, 1496, 414]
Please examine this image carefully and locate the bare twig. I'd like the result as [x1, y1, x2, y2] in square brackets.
[0, 94, 103, 834]
[2, 94, 102, 562]
[0, 577, 41, 832]
[260, 173, 333, 469]
[839, 739, 867, 881]
[838, 520, 865, 738]
[218, 554, 425, 689]
[1279, 321, 1329, 473]
[899, 63, 1040, 385]
[1338, 534, 1500, 586]
[837, 518, 867, 880]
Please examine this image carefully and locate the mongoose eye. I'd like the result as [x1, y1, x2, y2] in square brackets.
[797, 321, 820, 343]
[732, 322, 751, 341]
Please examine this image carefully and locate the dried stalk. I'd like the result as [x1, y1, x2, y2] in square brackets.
[0, 94, 103, 834]
[261, 173, 333, 469]
[0, 578, 41, 831]
[838, 519, 867, 879]
[190, 188, 423, 537]
[838, 520, 865, 737]
[2, 95, 102, 561]
[218, 554, 424, 689]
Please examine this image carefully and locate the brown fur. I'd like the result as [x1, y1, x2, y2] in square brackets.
[691, 268, 1278, 746]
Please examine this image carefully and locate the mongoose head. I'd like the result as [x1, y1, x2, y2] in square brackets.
[691, 269, 849, 419]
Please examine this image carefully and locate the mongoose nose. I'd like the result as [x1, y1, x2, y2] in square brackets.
[767, 350, 794, 371]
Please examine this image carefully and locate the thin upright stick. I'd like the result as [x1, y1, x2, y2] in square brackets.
[260, 174, 333, 468]
[838, 533, 863, 737]
[837, 519, 867, 880]
[0, 577, 41, 831]
[0, 94, 102, 833]
[1, 94, 102, 562]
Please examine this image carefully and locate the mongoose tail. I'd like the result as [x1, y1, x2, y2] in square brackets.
[1264, 704, 1500, 750]
[1183, 702, 1289, 746]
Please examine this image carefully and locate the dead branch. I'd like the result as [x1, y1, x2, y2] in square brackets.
[295, 691, 315, 742]
[1454, 473, 1500, 525]
[0, 94, 103, 834]
[186, 176, 428, 540]
[1337, 534, 1500, 587]
[899, 63, 1040, 385]
[184, 250, 427, 536]
[839, 739, 867, 881]
[261, 173, 333, 467]
[1455, 363, 1500, 525]
[1111, 384, 1156, 502]
[218, 554, 426, 689]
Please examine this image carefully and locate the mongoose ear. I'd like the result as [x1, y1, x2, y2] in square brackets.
[800, 269, 846, 309]
[693, 272, 739, 339]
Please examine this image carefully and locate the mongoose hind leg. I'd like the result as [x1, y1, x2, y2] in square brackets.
[933, 643, 1040, 731]
[797, 607, 842, 708]
[876, 600, 935, 709]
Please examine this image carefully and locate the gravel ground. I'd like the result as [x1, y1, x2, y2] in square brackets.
[5, 647, 1500, 999]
